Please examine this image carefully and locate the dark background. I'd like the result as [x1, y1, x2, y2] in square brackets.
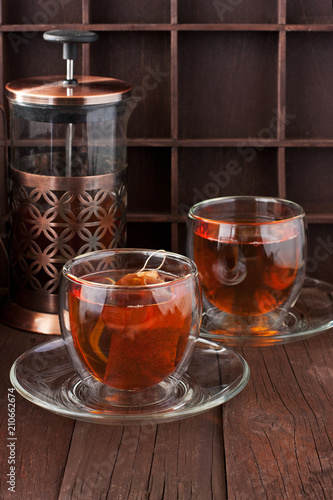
[1, 0, 333, 286]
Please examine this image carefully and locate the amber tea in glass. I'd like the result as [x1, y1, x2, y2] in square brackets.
[68, 269, 193, 390]
[59, 249, 201, 406]
[188, 197, 306, 334]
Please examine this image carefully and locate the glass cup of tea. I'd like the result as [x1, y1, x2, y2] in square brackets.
[188, 196, 306, 337]
[59, 249, 202, 406]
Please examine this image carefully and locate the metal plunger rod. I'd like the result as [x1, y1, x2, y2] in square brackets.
[43, 30, 99, 85]
[66, 123, 73, 177]
[65, 86, 74, 177]
[66, 59, 74, 83]
[43, 30, 99, 176]
[63, 42, 78, 84]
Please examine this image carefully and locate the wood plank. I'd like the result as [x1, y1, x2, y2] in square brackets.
[90, 31, 171, 139]
[285, 33, 333, 141]
[277, 30, 286, 141]
[171, 31, 178, 139]
[129, 138, 333, 147]
[0, 327, 332, 499]
[278, 0, 287, 25]
[89, 0, 170, 25]
[179, 0, 277, 24]
[285, 148, 333, 215]
[171, 148, 179, 251]
[58, 408, 226, 499]
[223, 331, 333, 499]
[0, 31, 8, 288]
[127, 212, 180, 222]
[81, 0, 90, 75]
[0, 23, 276, 32]
[126, 212, 333, 224]
[277, 11, 287, 200]
[5, 137, 333, 148]
[0, 328, 75, 499]
[82, 0, 89, 24]
[170, 1, 179, 252]
[178, 31, 278, 141]
[277, 147, 286, 199]
[286, 0, 333, 25]
[170, 0, 178, 25]
[286, 24, 333, 32]
[304, 213, 333, 223]
[3, 23, 333, 32]
[2, 0, 82, 25]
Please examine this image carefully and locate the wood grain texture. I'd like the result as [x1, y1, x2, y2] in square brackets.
[286, 32, 333, 140]
[90, 30, 171, 139]
[178, 0, 277, 24]
[0, 327, 75, 500]
[278, 0, 287, 25]
[2, 0, 82, 25]
[58, 409, 225, 500]
[0, 314, 332, 498]
[3, 23, 333, 33]
[278, 147, 286, 199]
[89, 0, 170, 25]
[287, 0, 333, 24]
[223, 331, 333, 500]
[286, 148, 333, 214]
[177, 147, 279, 208]
[178, 31, 278, 139]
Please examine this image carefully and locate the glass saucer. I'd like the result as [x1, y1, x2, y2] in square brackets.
[9, 337, 249, 425]
[201, 277, 333, 347]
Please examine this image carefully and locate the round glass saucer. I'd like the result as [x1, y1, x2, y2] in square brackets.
[9, 337, 249, 425]
[201, 277, 333, 347]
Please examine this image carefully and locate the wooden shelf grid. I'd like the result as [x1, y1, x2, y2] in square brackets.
[0, 0, 333, 283]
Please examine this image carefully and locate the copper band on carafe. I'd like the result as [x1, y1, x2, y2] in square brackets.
[10, 166, 127, 314]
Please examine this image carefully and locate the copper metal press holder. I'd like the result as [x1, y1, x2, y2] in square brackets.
[1, 30, 132, 334]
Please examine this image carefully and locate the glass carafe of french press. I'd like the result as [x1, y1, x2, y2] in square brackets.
[2, 30, 133, 334]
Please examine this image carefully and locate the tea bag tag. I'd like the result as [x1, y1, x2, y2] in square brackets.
[115, 250, 167, 286]
[115, 270, 165, 286]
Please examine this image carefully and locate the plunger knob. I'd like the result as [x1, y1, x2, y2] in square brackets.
[43, 30, 99, 85]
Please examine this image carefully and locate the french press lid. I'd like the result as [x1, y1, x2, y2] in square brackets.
[5, 30, 132, 107]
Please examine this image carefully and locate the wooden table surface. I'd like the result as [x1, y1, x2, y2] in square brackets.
[0, 323, 332, 500]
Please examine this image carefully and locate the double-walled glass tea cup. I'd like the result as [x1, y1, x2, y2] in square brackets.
[59, 249, 202, 406]
[188, 196, 306, 337]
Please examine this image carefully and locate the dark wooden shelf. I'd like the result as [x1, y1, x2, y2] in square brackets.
[0, 0, 333, 281]
[306, 213, 333, 223]
[3, 138, 333, 148]
[127, 212, 333, 224]
[129, 138, 333, 147]
[1, 7, 333, 499]
[3, 23, 333, 32]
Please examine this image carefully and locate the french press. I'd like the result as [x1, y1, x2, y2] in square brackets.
[1, 30, 133, 334]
